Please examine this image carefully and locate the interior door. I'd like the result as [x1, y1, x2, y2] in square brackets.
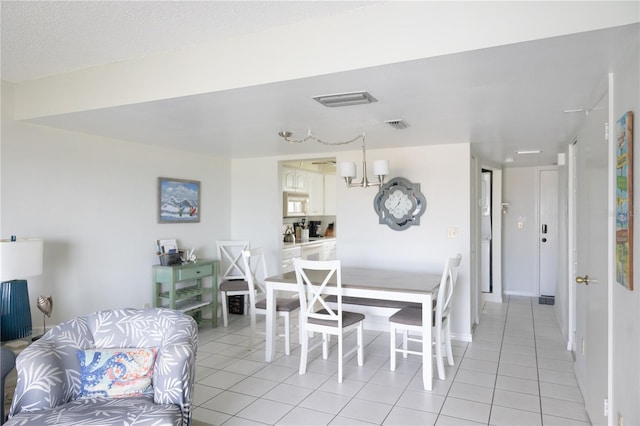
[480, 171, 492, 293]
[574, 94, 609, 425]
[538, 169, 558, 299]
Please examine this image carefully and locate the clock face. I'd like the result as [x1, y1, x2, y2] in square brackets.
[383, 189, 414, 219]
[374, 177, 427, 230]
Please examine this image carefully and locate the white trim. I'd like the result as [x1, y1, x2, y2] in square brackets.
[607, 72, 615, 426]
[503, 290, 539, 297]
[567, 141, 577, 352]
[450, 332, 473, 343]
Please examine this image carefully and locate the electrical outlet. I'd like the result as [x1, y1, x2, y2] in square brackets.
[447, 227, 458, 239]
[581, 338, 585, 354]
[618, 412, 623, 426]
[143, 302, 151, 309]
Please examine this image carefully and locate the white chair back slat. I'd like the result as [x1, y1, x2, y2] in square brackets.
[217, 240, 250, 280]
[241, 247, 268, 303]
[294, 259, 342, 325]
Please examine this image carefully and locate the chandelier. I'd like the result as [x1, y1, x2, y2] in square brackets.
[278, 131, 390, 188]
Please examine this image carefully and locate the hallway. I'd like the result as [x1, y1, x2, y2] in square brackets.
[191, 296, 590, 425]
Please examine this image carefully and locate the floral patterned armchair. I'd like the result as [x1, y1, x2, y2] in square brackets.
[6, 308, 197, 426]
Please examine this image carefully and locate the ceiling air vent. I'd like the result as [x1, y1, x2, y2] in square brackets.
[385, 119, 409, 130]
[312, 91, 377, 107]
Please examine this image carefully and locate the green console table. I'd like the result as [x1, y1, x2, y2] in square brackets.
[152, 259, 218, 328]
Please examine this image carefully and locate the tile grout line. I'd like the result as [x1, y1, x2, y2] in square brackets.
[531, 298, 544, 426]
[484, 294, 511, 426]
[434, 321, 470, 424]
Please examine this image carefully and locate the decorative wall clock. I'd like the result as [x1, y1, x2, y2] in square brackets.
[373, 177, 427, 231]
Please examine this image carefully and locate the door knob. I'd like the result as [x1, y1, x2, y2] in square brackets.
[541, 238, 547, 242]
[576, 275, 591, 285]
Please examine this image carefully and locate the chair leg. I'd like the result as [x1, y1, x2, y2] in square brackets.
[299, 329, 308, 375]
[390, 324, 397, 371]
[338, 332, 343, 384]
[435, 326, 446, 380]
[444, 320, 454, 366]
[402, 330, 408, 359]
[298, 315, 305, 345]
[220, 292, 229, 327]
[283, 312, 291, 356]
[249, 304, 256, 350]
[356, 323, 364, 367]
[322, 333, 329, 360]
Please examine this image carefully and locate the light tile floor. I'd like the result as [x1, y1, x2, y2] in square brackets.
[193, 296, 591, 426]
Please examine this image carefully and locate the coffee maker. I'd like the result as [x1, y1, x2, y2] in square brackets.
[308, 221, 322, 237]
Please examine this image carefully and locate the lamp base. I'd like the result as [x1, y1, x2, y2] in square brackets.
[0, 280, 33, 341]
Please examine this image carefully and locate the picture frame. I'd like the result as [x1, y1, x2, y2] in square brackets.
[158, 177, 201, 223]
[615, 111, 633, 290]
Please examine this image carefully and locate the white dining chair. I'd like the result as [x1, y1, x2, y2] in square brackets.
[216, 240, 251, 327]
[293, 258, 365, 383]
[242, 247, 300, 355]
[389, 253, 462, 380]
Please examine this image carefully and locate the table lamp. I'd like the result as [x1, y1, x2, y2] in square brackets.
[0, 237, 43, 341]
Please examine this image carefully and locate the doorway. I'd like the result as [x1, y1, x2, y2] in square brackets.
[480, 169, 492, 294]
[572, 88, 609, 425]
[538, 168, 558, 303]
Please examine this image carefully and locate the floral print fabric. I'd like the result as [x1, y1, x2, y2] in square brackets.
[77, 347, 157, 398]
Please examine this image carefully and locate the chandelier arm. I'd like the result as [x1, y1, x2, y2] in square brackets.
[279, 130, 387, 188]
[280, 131, 364, 146]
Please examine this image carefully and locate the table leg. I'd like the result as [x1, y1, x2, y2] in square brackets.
[422, 295, 433, 391]
[265, 285, 276, 362]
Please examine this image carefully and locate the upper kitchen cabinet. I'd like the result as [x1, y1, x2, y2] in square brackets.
[307, 172, 324, 215]
[281, 158, 336, 216]
[324, 174, 337, 216]
[282, 167, 308, 193]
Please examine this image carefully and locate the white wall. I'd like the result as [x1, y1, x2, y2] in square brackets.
[231, 143, 473, 340]
[229, 156, 282, 274]
[4, 84, 473, 341]
[611, 45, 639, 426]
[1, 82, 231, 329]
[502, 167, 539, 296]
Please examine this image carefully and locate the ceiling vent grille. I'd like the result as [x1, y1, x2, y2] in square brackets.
[385, 119, 409, 130]
[312, 91, 377, 107]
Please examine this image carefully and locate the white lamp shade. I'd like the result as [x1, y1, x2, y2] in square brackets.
[373, 160, 390, 176]
[339, 162, 357, 178]
[0, 238, 43, 281]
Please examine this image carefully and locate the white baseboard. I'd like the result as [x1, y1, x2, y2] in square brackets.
[503, 290, 538, 297]
[451, 332, 473, 343]
[481, 293, 503, 304]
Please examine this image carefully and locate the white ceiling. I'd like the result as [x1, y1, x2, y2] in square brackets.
[2, 1, 638, 168]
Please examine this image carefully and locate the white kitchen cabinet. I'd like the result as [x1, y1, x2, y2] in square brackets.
[307, 171, 324, 215]
[322, 240, 337, 260]
[282, 167, 308, 193]
[324, 174, 337, 215]
[281, 239, 336, 271]
[281, 246, 302, 272]
[301, 242, 323, 261]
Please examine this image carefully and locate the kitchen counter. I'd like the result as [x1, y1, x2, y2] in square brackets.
[283, 237, 336, 249]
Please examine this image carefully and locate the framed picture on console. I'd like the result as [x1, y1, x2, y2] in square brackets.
[157, 177, 200, 223]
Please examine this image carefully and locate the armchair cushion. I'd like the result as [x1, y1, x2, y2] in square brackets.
[6, 308, 197, 426]
[77, 347, 157, 398]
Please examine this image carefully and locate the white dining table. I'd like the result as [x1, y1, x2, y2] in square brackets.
[264, 267, 441, 391]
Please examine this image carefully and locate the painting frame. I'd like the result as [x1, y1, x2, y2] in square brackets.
[615, 111, 633, 290]
[157, 177, 201, 224]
